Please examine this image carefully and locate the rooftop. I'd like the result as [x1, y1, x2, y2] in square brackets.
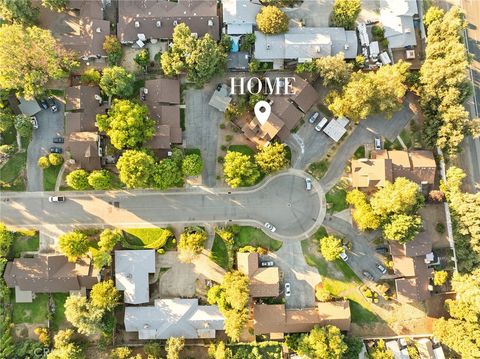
[380, 0, 418, 49]
[237, 252, 279, 297]
[222, 0, 260, 35]
[65, 131, 102, 171]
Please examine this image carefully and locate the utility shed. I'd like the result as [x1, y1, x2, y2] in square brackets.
[323, 117, 349, 142]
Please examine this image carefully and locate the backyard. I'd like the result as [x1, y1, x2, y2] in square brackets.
[11, 293, 49, 324]
[0, 152, 27, 191]
[10, 230, 39, 258]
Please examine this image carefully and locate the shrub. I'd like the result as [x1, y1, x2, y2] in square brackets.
[48, 153, 64, 166]
[256, 6, 289, 34]
[225, 134, 233, 142]
[81, 68, 101, 84]
[66, 169, 90, 190]
[315, 288, 333, 302]
[38, 156, 50, 169]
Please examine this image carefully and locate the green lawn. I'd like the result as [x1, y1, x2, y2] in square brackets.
[0, 152, 27, 190]
[122, 228, 174, 250]
[43, 165, 61, 191]
[301, 238, 380, 325]
[12, 293, 49, 324]
[1, 127, 16, 145]
[11, 231, 39, 257]
[325, 187, 348, 214]
[51, 293, 68, 329]
[307, 160, 329, 180]
[228, 145, 254, 157]
[353, 146, 366, 159]
[236, 226, 282, 251]
[211, 234, 230, 269]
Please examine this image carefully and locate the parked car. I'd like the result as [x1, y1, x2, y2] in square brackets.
[53, 137, 64, 143]
[339, 251, 349, 261]
[260, 261, 274, 267]
[47, 97, 58, 112]
[39, 99, 49, 110]
[50, 147, 63, 154]
[375, 245, 389, 254]
[264, 222, 276, 232]
[374, 137, 382, 150]
[284, 282, 291, 296]
[315, 117, 328, 132]
[375, 263, 387, 274]
[48, 196, 65, 202]
[31, 116, 39, 129]
[362, 271, 374, 281]
[308, 111, 320, 124]
[305, 177, 312, 191]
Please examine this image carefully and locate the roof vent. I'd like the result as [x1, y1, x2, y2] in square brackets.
[134, 21, 140, 28]
[208, 19, 213, 27]
[266, 44, 270, 50]
[126, 273, 132, 279]
[344, 44, 349, 50]
[144, 324, 150, 329]
[96, 27, 102, 33]
[173, 20, 178, 26]
[156, 20, 161, 28]
[143, 88, 148, 95]
[315, 46, 321, 53]
[405, 27, 412, 33]
[192, 32, 198, 38]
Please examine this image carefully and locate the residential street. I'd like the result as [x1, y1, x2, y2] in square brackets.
[26, 102, 64, 191]
[0, 171, 325, 241]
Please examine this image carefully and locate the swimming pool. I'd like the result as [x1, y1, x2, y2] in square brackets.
[231, 36, 241, 53]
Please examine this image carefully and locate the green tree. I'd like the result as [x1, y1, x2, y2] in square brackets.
[343, 336, 364, 359]
[48, 153, 63, 166]
[423, 6, 445, 27]
[450, 270, 480, 313]
[81, 68, 101, 85]
[103, 35, 122, 66]
[248, 93, 266, 109]
[92, 251, 112, 270]
[64, 295, 103, 335]
[297, 325, 347, 359]
[38, 156, 51, 169]
[346, 189, 380, 230]
[327, 61, 410, 122]
[369, 340, 394, 359]
[433, 270, 449, 286]
[0, 223, 14, 258]
[97, 99, 154, 150]
[445, 299, 478, 323]
[152, 158, 183, 189]
[433, 318, 480, 358]
[223, 151, 260, 188]
[116, 150, 156, 188]
[41, 0, 67, 12]
[0, 110, 14, 133]
[144, 343, 162, 359]
[0, 314, 14, 359]
[254, 143, 288, 173]
[47, 329, 85, 359]
[182, 153, 203, 176]
[166, 337, 185, 359]
[0, 0, 38, 25]
[208, 341, 233, 359]
[331, 0, 361, 30]
[58, 231, 90, 262]
[315, 53, 353, 87]
[256, 6, 289, 34]
[14, 114, 33, 138]
[99, 66, 135, 101]
[134, 48, 150, 70]
[98, 229, 123, 252]
[90, 280, 120, 312]
[0, 24, 77, 97]
[110, 347, 132, 359]
[382, 214, 422, 243]
[178, 227, 208, 263]
[319, 235, 344, 261]
[66, 169, 90, 190]
[88, 170, 114, 190]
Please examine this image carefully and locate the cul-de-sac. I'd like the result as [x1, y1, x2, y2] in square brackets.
[0, 0, 479, 358]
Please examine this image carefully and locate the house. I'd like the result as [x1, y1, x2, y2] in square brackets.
[323, 117, 349, 142]
[140, 78, 183, 156]
[254, 28, 358, 68]
[253, 301, 351, 337]
[237, 252, 280, 297]
[241, 75, 317, 146]
[115, 250, 156, 304]
[117, 0, 220, 44]
[65, 85, 108, 134]
[125, 298, 224, 339]
[416, 338, 435, 359]
[379, 0, 418, 50]
[65, 132, 102, 171]
[351, 150, 436, 191]
[222, 0, 260, 35]
[4, 254, 99, 303]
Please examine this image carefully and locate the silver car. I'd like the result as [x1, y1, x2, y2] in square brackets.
[284, 282, 291, 296]
[305, 177, 312, 191]
[264, 222, 276, 232]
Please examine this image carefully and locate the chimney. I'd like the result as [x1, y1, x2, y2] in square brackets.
[134, 21, 140, 28]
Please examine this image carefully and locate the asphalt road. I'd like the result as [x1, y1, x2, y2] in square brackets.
[0, 171, 325, 240]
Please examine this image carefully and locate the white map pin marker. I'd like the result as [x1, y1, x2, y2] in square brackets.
[254, 100, 271, 125]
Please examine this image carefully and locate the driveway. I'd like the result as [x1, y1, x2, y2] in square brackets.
[26, 101, 64, 191]
[185, 84, 223, 187]
[0, 170, 325, 241]
[270, 241, 321, 309]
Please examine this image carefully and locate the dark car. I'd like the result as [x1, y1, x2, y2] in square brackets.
[260, 261, 274, 267]
[375, 245, 389, 254]
[362, 271, 374, 281]
[47, 97, 58, 112]
[53, 137, 64, 143]
[375, 263, 387, 274]
[50, 147, 63, 154]
[39, 99, 49, 110]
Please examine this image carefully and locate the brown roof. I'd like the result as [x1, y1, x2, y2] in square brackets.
[253, 301, 351, 335]
[289, 75, 318, 113]
[117, 0, 220, 43]
[66, 132, 101, 171]
[237, 252, 279, 297]
[351, 158, 393, 188]
[144, 78, 181, 106]
[395, 275, 432, 303]
[269, 96, 303, 131]
[4, 254, 99, 293]
[404, 232, 432, 257]
[147, 125, 171, 150]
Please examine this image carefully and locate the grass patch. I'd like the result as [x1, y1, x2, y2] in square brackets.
[1, 127, 16, 145]
[317, 103, 334, 117]
[353, 146, 365, 159]
[211, 234, 230, 269]
[122, 228, 174, 250]
[12, 293, 49, 324]
[130, 79, 146, 99]
[11, 231, 39, 257]
[230, 342, 282, 359]
[180, 108, 186, 131]
[51, 293, 68, 330]
[236, 226, 282, 251]
[307, 159, 329, 180]
[185, 148, 201, 156]
[0, 152, 26, 183]
[43, 165, 61, 191]
[48, 89, 65, 97]
[325, 187, 348, 214]
[228, 145, 254, 157]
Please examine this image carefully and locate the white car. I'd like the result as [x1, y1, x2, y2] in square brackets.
[374, 137, 382, 150]
[305, 177, 312, 191]
[284, 282, 291, 297]
[48, 196, 65, 203]
[31, 116, 39, 129]
[315, 117, 328, 132]
[339, 251, 348, 261]
[264, 222, 276, 232]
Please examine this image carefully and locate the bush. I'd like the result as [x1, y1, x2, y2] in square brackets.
[371, 25, 385, 40]
[256, 6, 289, 34]
[182, 154, 203, 177]
[315, 288, 333, 302]
[88, 170, 114, 190]
[38, 156, 50, 169]
[219, 123, 226, 129]
[436, 222, 446, 234]
[225, 134, 233, 142]
[103, 35, 122, 66]
[66, 169, 90, 190]
[81, 68, 101, 85]
[0, 144, 15, 156]
[48, 153, 63, 166]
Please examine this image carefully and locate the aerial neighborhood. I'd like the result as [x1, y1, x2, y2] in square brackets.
[0, 0, 479, 358]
